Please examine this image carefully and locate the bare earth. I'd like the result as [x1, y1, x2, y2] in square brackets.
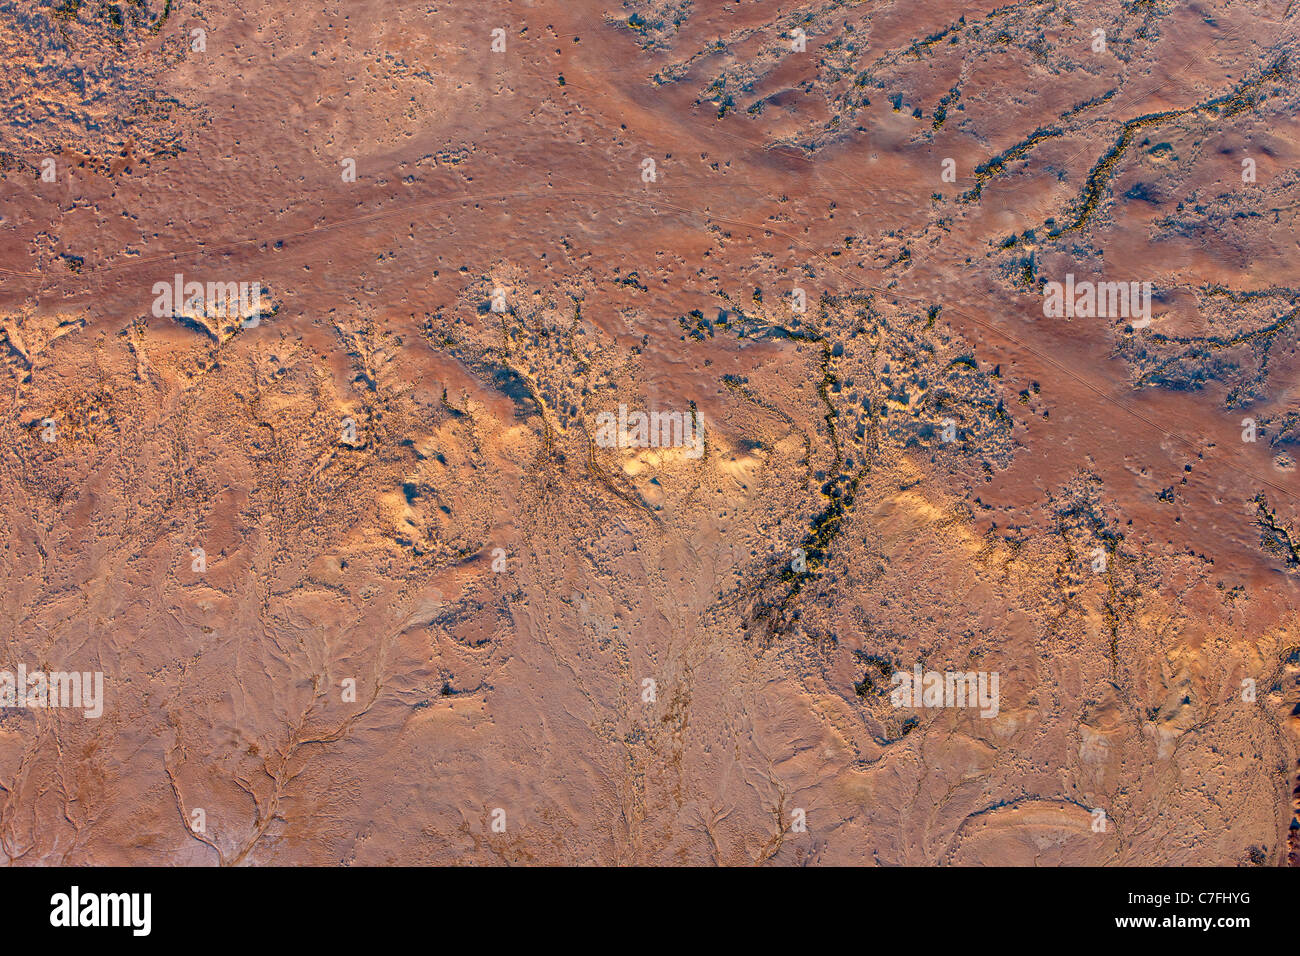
[1, 0, 1299, 865]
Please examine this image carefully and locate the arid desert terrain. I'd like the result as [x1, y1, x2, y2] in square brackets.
[1, 0, 1299, 865]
